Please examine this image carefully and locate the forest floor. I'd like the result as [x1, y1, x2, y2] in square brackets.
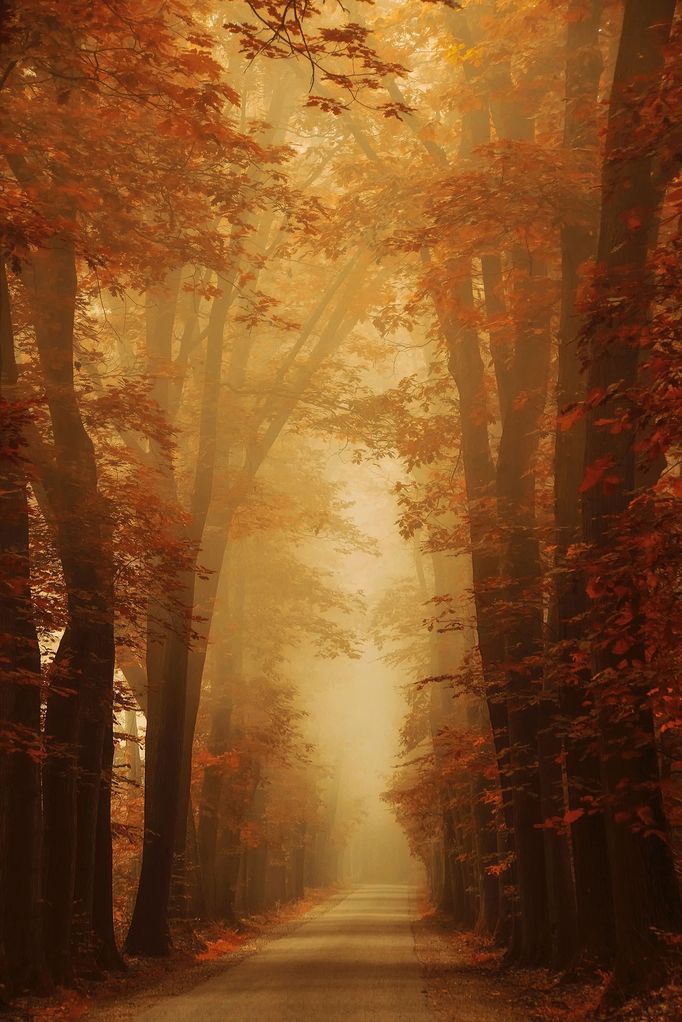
[414, 908, 682, 1022]
[7, 886, 344, 1022]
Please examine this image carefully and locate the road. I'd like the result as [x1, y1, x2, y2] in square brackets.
[135, 885, 433, 1021]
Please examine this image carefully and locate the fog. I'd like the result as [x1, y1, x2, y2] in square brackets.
[303, 447, 422, 885]
[2, 1, 680, 1007]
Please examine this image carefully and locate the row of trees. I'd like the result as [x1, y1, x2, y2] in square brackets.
[0, 0, 395, 998]
[113, 450, 366, 938]
[340, 0, 682, 992]
[1, 0, 680, 1007]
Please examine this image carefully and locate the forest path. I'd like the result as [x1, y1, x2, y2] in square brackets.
[133, 885, 433, 1021]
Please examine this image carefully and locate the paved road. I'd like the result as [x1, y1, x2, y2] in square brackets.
[136, 885, 433, 1021]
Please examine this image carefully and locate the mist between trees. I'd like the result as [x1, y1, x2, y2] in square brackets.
[0, 0, 681, 1009]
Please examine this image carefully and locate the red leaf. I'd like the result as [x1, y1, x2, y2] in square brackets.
[579, 456, 616, 494]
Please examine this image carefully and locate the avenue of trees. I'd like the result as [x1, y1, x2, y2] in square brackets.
[0, 0, 681, 1009]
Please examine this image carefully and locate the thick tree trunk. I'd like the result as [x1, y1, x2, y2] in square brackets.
[72, 525, 116, 970]
[434, 271, 512, 927]
[582, 0, 681, 987]
[197, 547, 244, 921]
[492, 52, 563, 964]
[26, 238, 116, 982]
[425, 548, 464, 919]
[126, 274, 191, 954]
[170, 276, 238, 908]
[495, 286, 552, 964]
[443, 810, 467, 923]
[92, 727, 125, 970]
[0, 260, 46, 993]
[471, 773, 500, 937]
[42, 631, 79, 981]
[126, 586, 193, 955]
[552, 0, 613, 964]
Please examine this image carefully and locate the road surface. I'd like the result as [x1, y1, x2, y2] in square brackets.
[136, 885, 433, 1021]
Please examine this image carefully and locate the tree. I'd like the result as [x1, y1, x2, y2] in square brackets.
[580, 0, 682, 986]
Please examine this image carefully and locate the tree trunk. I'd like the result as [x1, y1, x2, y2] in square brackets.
[495, 245, 553, 964]
[197, 685, 233, 919]
[291, 824, 306, 902]
[215, 828, 243, 926]
[26, 238, 117, 982]
[0, 259, 46, 993]
[433, 270, 512, 930]
[553, 0, 613, 964]
[126, 584, 193, 955]
[581, 0, 681, 988]
[92, 726, 125, 970]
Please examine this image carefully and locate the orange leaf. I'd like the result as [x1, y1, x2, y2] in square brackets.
[558, 405, 583, 432]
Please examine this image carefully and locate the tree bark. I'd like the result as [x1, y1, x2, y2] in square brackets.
[126, 582, 194, 955]
[26, 238, 116, 981]
[581, 0, 682, 987]
[552, 0, 613, 964]
[495, 252, 552, 964]
[197, 672, 234, 919]
[0, 258, 46, 993]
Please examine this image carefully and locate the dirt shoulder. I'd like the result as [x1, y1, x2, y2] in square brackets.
[412, 910, 536, 1022]
[10, 887, 347, 1022]
[412, 907, 682, 1022]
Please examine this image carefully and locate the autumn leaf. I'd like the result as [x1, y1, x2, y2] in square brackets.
[557, 404, 584, 432]
[579, 456, 617, 494]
